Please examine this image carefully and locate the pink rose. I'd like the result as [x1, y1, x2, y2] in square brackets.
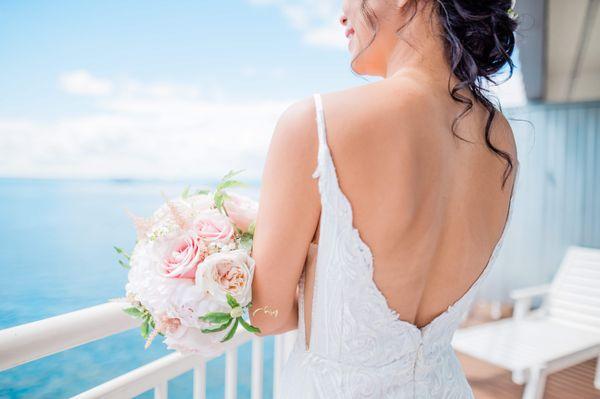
[223, 193, 258, 233]
[194, 212, 235, 243]
[158, 231, 208, 279]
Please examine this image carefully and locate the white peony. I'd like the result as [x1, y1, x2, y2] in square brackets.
[195, 249, 255, 307]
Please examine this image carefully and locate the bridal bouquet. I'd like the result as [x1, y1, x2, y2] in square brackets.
[113, 171, 261, 356]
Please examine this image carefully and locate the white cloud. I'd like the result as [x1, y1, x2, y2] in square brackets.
[0, 70, 291, 180]
[58, 70, 114, 96]
[0, 65, 526, 180]
[248, 0, 346, 49]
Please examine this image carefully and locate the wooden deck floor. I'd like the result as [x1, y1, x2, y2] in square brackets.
[457, 303, 600, 399]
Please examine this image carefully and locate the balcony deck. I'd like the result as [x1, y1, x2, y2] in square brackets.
[460, 303, 600, 399]
[462, 354, 599, 399]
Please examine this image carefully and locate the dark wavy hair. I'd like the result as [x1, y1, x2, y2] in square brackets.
[352, 0, 518, 189]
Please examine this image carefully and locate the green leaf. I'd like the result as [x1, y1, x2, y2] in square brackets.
[222, 169, 244, 181]
[114, 246, 131, 260]
[247, 221, 256, 236]
[238, 317, 261, 334]
[181, 185, 191, 199]
[214, 192, 225, 211]
[217, 180, 245, 191]
[220, 318, 239, 343]
[201, 318, 233, 333]
[198, 312, 232, 324]
[118, 259, 131, 269]
[241, 232, 254, 241]
[238, 234, 253, 252]
[196, 189, 211, 195]
[123, 307, 143, 318]
[215, 198, 223, 210]
[226, 293, 239, 308]
[141, 321, 150, 338]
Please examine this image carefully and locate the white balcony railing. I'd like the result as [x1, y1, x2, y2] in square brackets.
[0, 301, 298, 399]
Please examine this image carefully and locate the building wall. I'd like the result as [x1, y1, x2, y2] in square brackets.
[479, 100, 600, 301]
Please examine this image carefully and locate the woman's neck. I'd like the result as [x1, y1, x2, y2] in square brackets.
[383, 10, 452, 82]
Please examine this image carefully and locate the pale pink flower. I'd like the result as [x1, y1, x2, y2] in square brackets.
[163, 324, 232, 356]
[185, 194, 213, 212]
[223, 192, 258, 233]
[156, 314, 183, 336]
[196, 250, 255, 307]
[193, 211, 235, 244]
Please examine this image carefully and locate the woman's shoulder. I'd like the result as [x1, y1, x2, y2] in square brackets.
[275, 75, 436, 128]
[325, 78, 438, 124]
[317, 79, 447, 164]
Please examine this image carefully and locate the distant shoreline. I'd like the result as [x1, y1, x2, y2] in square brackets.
[0, 176, 262, 187]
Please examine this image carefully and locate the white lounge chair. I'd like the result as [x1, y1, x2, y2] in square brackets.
[452, 245, 600, 399]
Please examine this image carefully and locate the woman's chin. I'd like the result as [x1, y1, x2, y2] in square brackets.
[348, 43, 358, 59]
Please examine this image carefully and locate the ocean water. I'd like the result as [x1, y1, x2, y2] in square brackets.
[0, 178, 274, 399]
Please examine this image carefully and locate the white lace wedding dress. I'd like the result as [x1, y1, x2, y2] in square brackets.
[278, 93, 519, 398]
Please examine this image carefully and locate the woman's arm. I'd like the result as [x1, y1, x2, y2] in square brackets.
[248, 98, 321, 336]
[259, 242, 318, 335]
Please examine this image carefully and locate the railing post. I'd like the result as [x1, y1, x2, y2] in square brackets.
[154, 381, 168, 399]
[594, 356, 600, 390]
[193, 362, 206, 399]
[225, 348, 237, 399]
[251, 337, 264, 399]
[273, 335, 283, 399]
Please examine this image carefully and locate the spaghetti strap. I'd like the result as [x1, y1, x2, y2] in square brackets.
[312, 93, 330, 180]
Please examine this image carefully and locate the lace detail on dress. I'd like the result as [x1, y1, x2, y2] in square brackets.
[279, 93, 520, 398]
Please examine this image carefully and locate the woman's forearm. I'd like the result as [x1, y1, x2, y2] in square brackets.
[269, 290, 299, 335]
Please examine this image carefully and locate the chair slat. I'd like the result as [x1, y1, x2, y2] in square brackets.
[546, 247, 600, 331]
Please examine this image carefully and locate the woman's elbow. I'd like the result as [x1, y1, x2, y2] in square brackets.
[248, 309, 283, 336]
[248, 302, 297, 336]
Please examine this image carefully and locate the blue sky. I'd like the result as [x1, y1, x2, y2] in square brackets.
[0, 0, 525, 180]
[0, 0, 356, 118]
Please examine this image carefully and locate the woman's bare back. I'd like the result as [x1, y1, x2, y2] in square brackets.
[303, 75, 518, 346]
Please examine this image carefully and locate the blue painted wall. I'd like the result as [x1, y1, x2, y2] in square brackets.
[480, 101, 600, 301]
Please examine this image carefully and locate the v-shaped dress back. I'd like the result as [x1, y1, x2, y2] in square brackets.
[278, 93, 520, 398]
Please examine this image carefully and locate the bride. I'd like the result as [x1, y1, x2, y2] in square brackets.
[248, 0, 519, 397]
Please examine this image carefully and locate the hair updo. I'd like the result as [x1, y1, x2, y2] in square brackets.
[356, 0, 519, 189]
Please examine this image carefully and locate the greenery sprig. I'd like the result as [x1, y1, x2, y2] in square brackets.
[198, 293, 261, 342]
[114, 246, 131, 269]
[213, 169, 246, 215]
[122, 304, 162, 341]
